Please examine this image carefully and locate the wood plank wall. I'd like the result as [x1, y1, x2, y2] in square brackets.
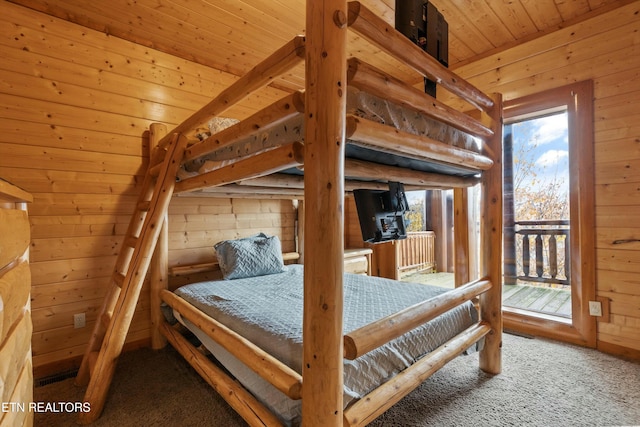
[0, 1, 294, 376]
[1, 0, 638, 374]
[452, 1, 640, 356]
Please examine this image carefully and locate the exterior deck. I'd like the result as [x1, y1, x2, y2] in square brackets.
[402, 271, 572, 318]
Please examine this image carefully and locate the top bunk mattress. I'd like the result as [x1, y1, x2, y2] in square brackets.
[173, 264, 478, 423]
[177, 86, 482, 181]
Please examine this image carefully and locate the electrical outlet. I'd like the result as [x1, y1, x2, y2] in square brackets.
[588, 301, 602, 317]
[73, 313, 86, 329]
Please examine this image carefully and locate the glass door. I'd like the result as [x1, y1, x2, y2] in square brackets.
[503, 112, 572, 319]
[502, 81, 597, 347]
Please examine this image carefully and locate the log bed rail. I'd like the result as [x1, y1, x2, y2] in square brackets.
[76, 1, 502, 426]
[343, 278, 492, 359]
[160, 259, 494, 426]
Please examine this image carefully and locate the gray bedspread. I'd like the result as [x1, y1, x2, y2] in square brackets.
[175, 264, 478, 422]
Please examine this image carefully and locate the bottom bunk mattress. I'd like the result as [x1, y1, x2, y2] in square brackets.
[173, 264, 478, 425]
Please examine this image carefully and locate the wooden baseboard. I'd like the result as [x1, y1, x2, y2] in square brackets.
[33, 338, 151, 382]
[597, 340, 640, 362]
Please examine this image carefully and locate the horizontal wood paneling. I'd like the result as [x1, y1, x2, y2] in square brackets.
[454, 0, 640, 353]
[1, 2, 285, 119]
[0, 1, 295, 372]
[3, 0, 635, 373]
[167, 197, 296, 267]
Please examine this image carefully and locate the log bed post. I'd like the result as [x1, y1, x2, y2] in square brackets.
[303, 0, 348, 425]
[149, 123, 169, 350]
[479, 93, 504, 374]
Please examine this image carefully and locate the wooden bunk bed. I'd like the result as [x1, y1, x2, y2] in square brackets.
[74, 1, 503, 426]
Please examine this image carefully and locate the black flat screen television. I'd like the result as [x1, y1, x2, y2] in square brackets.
[395, 0, 448, 97]
[353, 182, 409, 243]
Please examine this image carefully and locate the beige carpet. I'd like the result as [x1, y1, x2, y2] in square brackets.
[34, 333, 640, 426]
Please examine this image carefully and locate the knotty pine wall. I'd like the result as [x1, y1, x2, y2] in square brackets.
[0, 1, 295, 376]
[2, 0, 638, 374]
[452, 1, 640, 357]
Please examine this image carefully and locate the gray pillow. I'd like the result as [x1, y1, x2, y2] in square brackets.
[214, 233, 286, 280]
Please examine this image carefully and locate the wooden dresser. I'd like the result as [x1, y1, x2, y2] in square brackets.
[344, 248, 373, 276]
[0, 180, 33, 427]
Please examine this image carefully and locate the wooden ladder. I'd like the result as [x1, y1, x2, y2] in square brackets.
[75, 131, 188, 424]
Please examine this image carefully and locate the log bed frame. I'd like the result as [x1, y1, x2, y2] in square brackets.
[75, 1, 503, 426]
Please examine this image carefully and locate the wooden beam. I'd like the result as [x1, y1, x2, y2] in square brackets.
[158, 36, 306, 147]
[149, 123, 169, 350]
[346, 115, 493, 172]
[479, 93, 503, 375]
[346, 2, 493, 111]
[0, 179, 33, 204]
[159, 322, 284, 427]
[183, 91, 305, 164]
[175, 191, 301, 200]
[237, 173, 305, 189]
[198, 184, 304, 197]
[161, 290, 302, 399]
[343, 322, 491, 427]
[236, 174, 436, 192]
[303, 0, 347, 425]
[347, 58, 493, 139]
[345, 158, 479, 189]
[343, 279, 492, 360]
[174, 142, 304, 193]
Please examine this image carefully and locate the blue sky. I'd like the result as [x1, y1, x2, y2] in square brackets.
[405, 111, 570, 209]
[512, 111, 569, 194]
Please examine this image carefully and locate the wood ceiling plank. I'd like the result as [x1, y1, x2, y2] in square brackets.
[6, 0, 631, 79]
[520, 0, 563, 30]
[217, 0, 306, 34]
[554, 0, 592, 21]
[454, 1, 638, 78]
[484, 0, 539, 39]
[429, 0, 495, 55]
[446, 0, 517, 47]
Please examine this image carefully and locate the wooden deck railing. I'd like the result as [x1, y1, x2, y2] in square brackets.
[514, 220, 570, 286]
[397, 231, 436, 276]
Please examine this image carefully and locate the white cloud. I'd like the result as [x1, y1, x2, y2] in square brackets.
[536, 149, 568, 168]
[534, 113, 568, 146]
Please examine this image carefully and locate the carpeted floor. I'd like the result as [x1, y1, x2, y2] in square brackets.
[34, 333, 640, 426]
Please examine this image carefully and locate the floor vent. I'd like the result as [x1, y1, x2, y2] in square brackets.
[35, 369, 78, 387]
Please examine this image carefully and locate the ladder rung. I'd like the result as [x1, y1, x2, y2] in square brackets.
[123, 236, 138, 249]
[149, 162, 164, 177]
[150, 145, 168, 167]
[137, 201, 151, 211]
[113, 272, 126, 288]
[88, 351, 100, 377]
[100, 313, 111, 329]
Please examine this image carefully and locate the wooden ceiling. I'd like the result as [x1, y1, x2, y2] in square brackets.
[9, 0, 631, 90]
